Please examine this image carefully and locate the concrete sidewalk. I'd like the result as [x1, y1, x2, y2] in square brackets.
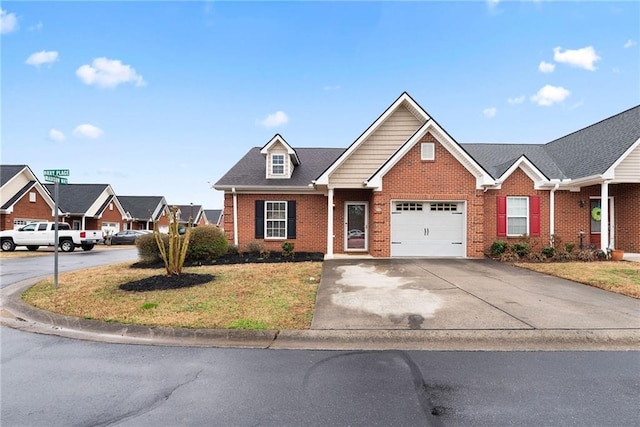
[1, 260, 639, 351]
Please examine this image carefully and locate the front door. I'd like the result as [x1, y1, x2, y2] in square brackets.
[589, 197, 614, 248]
[345, 202, 368, 251]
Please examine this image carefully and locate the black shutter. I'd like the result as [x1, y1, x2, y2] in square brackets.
[255, 200, 264, 239]
[287, 201, 296, 239]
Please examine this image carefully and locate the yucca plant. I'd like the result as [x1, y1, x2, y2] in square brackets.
[153, 206, 192, 276]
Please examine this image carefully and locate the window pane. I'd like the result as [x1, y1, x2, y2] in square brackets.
[508, 218, 527, 235]
[265, 202, 287, 238]
[507, 197, 527, 216]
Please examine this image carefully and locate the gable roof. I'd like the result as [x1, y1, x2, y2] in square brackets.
[44, 183, 111, 215]
[215, 147, 345, 189]
[204, 209, 223, 225]
[119, 196, 167, 221]
[1, 164, 57, 212]
[462, 105, 640, 181]
[1, 165, 29, 186]
[260, 134, 301, 165]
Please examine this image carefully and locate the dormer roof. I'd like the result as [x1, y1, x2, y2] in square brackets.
[260, 134, 300, 165]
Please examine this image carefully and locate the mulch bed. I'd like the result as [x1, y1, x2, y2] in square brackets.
[119, 273, 215, 292]
[130, 251, 325, 269]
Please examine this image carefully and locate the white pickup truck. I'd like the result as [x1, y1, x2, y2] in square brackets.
[0, 222, 103, 252]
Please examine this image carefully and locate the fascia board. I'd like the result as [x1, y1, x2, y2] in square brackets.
[603, 137, 640, 178]
[497, 156, 549, 187]
[366, 120, 494, 190]
[315, 93, 428, 185]
[217, 186, 324, 194]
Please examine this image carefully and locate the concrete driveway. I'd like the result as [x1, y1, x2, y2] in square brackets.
[311, 259, 640, 331]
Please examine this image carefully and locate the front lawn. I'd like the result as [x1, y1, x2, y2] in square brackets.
[22, 261, 322, 329]
[515, 261, 640, 299]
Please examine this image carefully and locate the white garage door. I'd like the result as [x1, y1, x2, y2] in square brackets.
[391, 201, 465, 257]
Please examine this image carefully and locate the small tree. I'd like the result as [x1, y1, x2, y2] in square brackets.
[153, 206, 191, 276]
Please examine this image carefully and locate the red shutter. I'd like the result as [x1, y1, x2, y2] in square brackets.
[497, 196, 507, 237]
[529, 196, 540, 237]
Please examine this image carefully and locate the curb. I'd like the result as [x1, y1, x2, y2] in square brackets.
[2, 278, 639, 351]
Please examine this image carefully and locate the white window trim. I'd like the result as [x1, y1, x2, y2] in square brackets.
[265, 201, 287, 239]
[421, 143, 435, 161]
[506, 196, 529, 237]
[271, 154, 285, 176]
[29, 192, 36, 203]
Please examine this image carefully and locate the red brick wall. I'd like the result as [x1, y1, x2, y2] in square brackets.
[554, 183, 640, 252]
[224, 193, 328, 253]
[378, 133, 485, 257]
[1, 189, 53, 230]
[484, 168, 550, 252]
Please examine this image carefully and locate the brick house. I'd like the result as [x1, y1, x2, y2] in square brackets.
[119, 196, 170, 232]
[0, 165, 58, 230]
[203, 209, 224, 227]
[43, 183, 128, 235]
[215, 93, 640, 257]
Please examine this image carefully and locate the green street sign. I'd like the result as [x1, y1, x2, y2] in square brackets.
[43, 169, 70, 177]
[44, 175, 68, 184]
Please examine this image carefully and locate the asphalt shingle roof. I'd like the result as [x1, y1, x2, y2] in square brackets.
[215, 147, 346, 187]
[1, 165, 28, 186]
[204, 209, 222, 224]
[119, 196, 165, 220]
[44, 183, 109, 214]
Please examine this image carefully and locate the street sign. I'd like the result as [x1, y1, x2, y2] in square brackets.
[44, 176, 68, 184]
[43, 169, 70, 177]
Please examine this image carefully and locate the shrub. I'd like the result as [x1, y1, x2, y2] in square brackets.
[227, 244, 240, 255]
[541, 246, 556, 258]
[500, 252, 520, 262]
[511, 242, 531, 258]
[576, 249, 595, 262]
[259, 249, 271, 259]
[555, 250, 573, 262]
[186, 225, 228, 262]
[490, 240, 508, 256]
[527, 252, 546, 263]
[245, 241, 264, 254]
[282, 242, 295, 258]
[564, 242, 576, 253]
[136, 232, 168, 263]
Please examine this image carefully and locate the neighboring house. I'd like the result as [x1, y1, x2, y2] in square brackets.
[215, 92, 640, 257]
[0, 165, 58, 230]
[203, 209, 224, 227]
[44, 183, 128, 235]
[118, 196, 170, 232]
[172, 204, 206, 227]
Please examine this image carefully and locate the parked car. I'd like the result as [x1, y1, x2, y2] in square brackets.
[0, 221, 102, 252]
[108, 230, 150, 245]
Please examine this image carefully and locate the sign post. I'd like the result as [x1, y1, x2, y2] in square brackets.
[44, 170, 70, 289]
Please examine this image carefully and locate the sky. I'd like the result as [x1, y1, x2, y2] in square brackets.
[2, 1, 638, 209]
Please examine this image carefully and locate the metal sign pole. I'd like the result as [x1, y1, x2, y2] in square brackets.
[54, 177, 59, 289]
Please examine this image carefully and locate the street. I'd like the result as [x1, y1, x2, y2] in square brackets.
[1, 250, 639, 426]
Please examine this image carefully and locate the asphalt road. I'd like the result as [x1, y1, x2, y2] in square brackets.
[1, 327, 639, 426]
[0, 247, 138, 289]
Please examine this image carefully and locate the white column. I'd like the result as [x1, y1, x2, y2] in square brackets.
[232, 188, 238, 246]
[327, 188, 334, 258]
[600, 182, 609, 251]
[549, 184, 558, 246]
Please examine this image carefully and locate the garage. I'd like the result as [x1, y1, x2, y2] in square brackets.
[390, 201, 465, 257]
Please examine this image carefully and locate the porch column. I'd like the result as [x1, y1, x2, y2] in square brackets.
[600, 181, 609, 251]
[327, 188, 334, 258]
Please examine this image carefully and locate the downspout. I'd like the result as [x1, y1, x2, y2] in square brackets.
[327, 188, 334, 258]
[232, 187, 238, 246]
[549, 183, 559, 246]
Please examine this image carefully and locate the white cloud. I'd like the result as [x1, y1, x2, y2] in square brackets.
[624, 39, 637, 48]
[531, 85, 570, 106]
[483, 107, 497, 119]
[538, 61, 555, 73]
[76, 57, 146, 88]
[25, 51, 59, 67]
[323, 85, 341, 91]
[553, 46, 601, 71]
[257, 111, 289, 128]
[48, 128, 65, 142]
[487, 0, 500, 9]
[28, 21, 43, 32]
[507, 95, 525, 105]
[73, 124, 104, 139]
[0, 8, 18, 34]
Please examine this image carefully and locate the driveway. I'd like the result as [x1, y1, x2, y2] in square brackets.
[311, 259, 640, 330]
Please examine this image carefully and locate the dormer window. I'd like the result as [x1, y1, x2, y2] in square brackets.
[272, 154, 285, 175]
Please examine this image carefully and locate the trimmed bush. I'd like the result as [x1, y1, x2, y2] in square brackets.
[186, 225, 228, 262]
[541, 246, 555, 258]
[245, 241, 264, 254]
[555, 250, 573, 262]
[576, 249, 595, 262]
[227, 244, 240, 255]
[136, 232, 168, 263]
[511, 242, 531, 258]
[282, 242, 295, 258]
[527, 252, 546, 263]
[564, 242, 576, 253]
[490, 240, 508, 256]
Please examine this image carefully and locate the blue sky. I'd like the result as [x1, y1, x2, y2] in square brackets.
[2, 1, 638, 209]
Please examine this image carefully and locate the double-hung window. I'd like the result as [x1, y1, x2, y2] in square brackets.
[265, 201, 287, 238]
[271, 154, 285, 175]
[507, 197, 528, 236]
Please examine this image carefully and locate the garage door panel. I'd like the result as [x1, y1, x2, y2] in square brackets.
[391, 202, 464, 257]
